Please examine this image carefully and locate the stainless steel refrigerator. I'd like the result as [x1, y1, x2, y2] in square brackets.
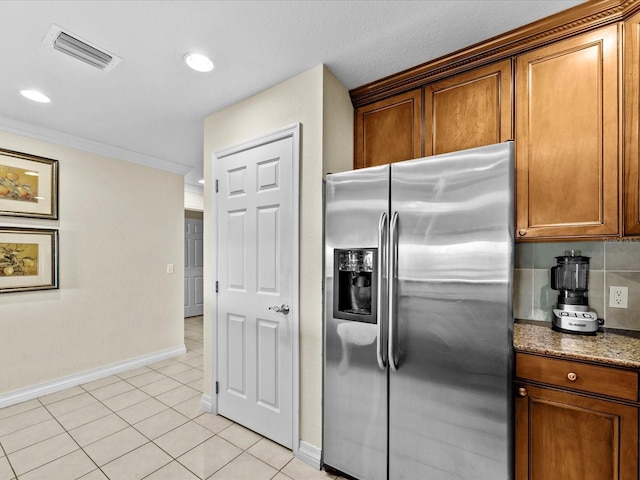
[323, 142, 514, 480]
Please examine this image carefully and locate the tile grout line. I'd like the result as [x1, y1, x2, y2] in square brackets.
[70, 321, 216, 478]
[29, 398, 105, 479]
[0, 317, 318, 480]
[0, 440, 18, 480]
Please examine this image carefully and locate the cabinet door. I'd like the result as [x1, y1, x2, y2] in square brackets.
[515, 25, 620, 239]
[515, 383, 638, 480]
[625, 12, 640, 235]
[424, 59, 512, 156]
[354, 90, 422, 169]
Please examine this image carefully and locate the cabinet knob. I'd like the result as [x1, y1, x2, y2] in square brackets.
[518, 387, 527, 397]
[518, 229, 527, 236]
[567, 372, 578, 382]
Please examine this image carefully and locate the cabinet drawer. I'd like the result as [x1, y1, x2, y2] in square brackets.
[516, 353, 638, 402]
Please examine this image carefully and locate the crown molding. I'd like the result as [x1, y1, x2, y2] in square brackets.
[351, 0, 640, 106]
[184, 183, 204, 194]
[0, 115, 192, 176]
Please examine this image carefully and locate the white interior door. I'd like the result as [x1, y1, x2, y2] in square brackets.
[184, 217, 204, 317]
[216, 127, 298, 449]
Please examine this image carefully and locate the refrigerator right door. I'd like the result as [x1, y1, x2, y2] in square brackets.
[388, 142, 514, 479]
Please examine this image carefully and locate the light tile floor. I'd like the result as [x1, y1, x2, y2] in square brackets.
[0, 317, 342, 480]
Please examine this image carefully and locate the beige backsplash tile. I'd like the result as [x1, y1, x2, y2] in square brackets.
[513, 269, 533, 319]
[605, 240, 640, 271]
[532, 269, 553, 322]
[532, 241, 604, 270]
[515, 243, 533, 269]
[588, 270, 605, 319]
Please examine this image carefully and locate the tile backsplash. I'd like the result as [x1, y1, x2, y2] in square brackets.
[515, 239, 640, 330]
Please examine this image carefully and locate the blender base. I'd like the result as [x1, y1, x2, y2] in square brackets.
[551, 311, 601, 335]
[551, 323, 597, 336]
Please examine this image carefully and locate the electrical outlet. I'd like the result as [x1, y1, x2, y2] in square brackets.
[609, 286, 628, 309]
[166, 263, 174, 274]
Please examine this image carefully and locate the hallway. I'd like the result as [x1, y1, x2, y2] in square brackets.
[0, 317, 339, 480]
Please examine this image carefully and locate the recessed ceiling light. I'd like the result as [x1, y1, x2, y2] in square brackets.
[20, 90, 51, 103]
[198, 179, 205, 184]
[184, 53, 214, 73]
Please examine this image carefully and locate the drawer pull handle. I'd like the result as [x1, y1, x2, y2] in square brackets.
[567, 372, 578, 382]
[518, 387, 527, 397]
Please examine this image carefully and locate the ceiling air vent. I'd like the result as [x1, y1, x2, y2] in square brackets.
[43, 24, 121, 72]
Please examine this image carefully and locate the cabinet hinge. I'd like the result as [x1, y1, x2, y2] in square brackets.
[215, 381, 219, 394]
[215, 179, 219, 193]
[215, 281, 219, 293]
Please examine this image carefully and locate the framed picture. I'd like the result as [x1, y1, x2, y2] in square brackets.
[0, 227, 58, 293]
[0, 148, 58, 219]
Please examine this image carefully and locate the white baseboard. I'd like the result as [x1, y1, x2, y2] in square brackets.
[0, 345, 186, 409]
[200, 394, 213, 413]
[297, 441, 322, 470]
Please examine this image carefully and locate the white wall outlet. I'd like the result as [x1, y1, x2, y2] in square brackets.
[609, 286, 628, 309]
[166, 263, 174, 274]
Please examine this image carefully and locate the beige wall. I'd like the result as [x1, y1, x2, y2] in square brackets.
[203, 65, 353, 449]
[0, 131, 185, 395]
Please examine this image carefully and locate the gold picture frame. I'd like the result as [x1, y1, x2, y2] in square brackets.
[0, 148, 58, 219]
[0, 227, 58, 293]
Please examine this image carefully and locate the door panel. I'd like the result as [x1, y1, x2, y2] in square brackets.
[227, 314, 246, 396]
[217, 135, 294, 448]
[184, 217, 204, 317]
[257, 319, 279, 407]
[257, 206, 279, 292]
[389, 143, 514, 479]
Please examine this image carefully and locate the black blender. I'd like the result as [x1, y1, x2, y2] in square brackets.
[550, 250, 602, 335]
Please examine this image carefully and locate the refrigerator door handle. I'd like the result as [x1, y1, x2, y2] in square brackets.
[376, 212, 388, 370]
[388, 210, 399, 371]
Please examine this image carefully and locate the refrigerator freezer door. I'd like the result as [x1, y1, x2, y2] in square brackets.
[389, 143, 514, 479]
[324, 165, 389, 480]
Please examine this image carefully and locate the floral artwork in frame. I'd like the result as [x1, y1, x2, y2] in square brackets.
[0, 227, 58, 293]
[0, 148, 59, 219]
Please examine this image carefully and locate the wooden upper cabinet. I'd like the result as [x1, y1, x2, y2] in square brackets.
[625, 12, 640, 235]
[354, 90, 422, 169]
[424, 59, 512, 156]
[515, 25, 620, 239]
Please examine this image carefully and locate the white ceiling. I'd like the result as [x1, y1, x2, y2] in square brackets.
[0, 1, 582, 193]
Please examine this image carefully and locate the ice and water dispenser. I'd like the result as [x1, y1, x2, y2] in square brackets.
[333, 249, 377, 323]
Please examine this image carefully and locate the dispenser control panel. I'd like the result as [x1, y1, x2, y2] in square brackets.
[333, 248, 377, 323]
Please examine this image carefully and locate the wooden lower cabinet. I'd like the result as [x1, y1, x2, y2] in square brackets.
[515, 353, 639, 480]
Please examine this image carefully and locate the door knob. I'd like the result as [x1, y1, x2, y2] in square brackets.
[269, 304, 290, 315]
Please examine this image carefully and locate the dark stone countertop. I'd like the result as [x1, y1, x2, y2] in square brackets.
[514, 320, 640, 369]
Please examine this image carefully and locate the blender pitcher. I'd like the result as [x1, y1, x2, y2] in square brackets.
[549, 250, 602, 335]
